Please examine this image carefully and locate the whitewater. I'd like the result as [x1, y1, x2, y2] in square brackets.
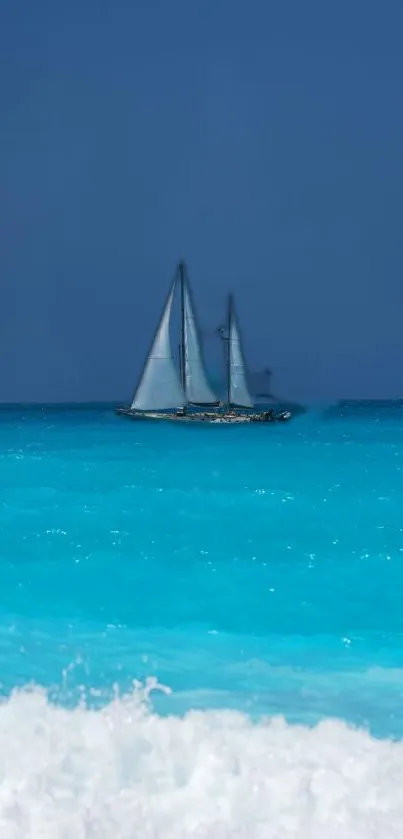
[1, 403, 403, 838]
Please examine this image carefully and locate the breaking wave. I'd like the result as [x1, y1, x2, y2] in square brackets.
[0, 679, 402, 838]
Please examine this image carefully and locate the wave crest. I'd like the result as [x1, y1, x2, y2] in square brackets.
[0, 680, 402, 838]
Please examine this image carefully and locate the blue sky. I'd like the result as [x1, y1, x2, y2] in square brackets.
[0, 0, 402, 402]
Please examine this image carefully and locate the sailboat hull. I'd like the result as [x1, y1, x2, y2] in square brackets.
[116, 407, 249, 423]
[116, 407, 292, 424]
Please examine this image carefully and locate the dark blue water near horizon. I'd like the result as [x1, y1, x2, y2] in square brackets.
[1, 401, 403, 837]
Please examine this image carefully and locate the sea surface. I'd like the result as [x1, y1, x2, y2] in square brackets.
[1, 403, 403, 838]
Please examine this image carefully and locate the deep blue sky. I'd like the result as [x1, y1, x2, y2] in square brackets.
[1, 0, 402, 402]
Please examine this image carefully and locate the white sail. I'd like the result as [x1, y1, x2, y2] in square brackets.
[131, 279, 185, 411]
[228, 299, 254, 408]
[183, 280, 218, 405]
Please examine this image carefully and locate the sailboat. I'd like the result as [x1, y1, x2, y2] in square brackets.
[116, 262, 292, 424]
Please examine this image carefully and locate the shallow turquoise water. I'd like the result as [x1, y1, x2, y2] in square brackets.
[1, 404, 403, 738]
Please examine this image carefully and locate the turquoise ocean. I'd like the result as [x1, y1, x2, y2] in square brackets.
[1, 403, 403, 837]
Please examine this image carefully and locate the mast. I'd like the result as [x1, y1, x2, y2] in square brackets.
[181, 263, 220, 406]
[226, 294, 254, 410]
[226, 294, 232, 407]
[179, 261, 186, 399]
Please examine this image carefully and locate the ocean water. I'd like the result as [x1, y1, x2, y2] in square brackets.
[1, 403, 403, 837]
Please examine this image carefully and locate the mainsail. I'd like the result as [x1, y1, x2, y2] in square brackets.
[182, 272, 219, 406]
[227, 295, 254, 409]
[131, 276, 186, 411]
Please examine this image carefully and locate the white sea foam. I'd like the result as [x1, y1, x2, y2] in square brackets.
[0, 679, 402, 838]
